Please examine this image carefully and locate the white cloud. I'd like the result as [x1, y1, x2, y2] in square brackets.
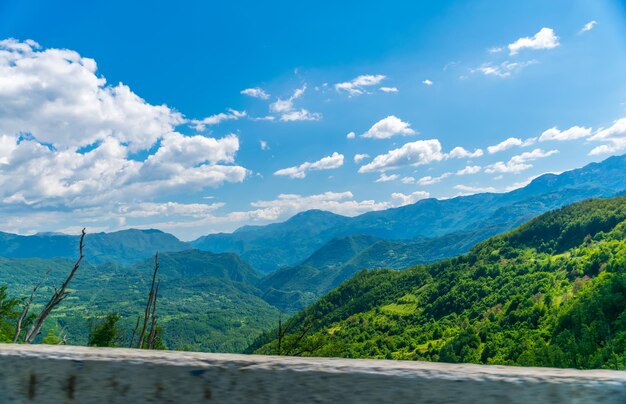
[380, 86, 399, 93]
[488, 47, 504, 54]
[454, 184, 497, 195]
[190, 109, 246, 131]
[250, 191, 390, 217]
[0, 38, 184, 152]
[579, 20, 597, 34]
[456, 165, 481, 175]
[422, 79, 433, 86]
[260, 140, 269, 150]
[249, 115, 275, 122]
[589, 118, 626, 141]
[362, 115, 417, 139]
[359, 139, 444, 173]
[279, 109, 321, 122]
[121, 201, 225, 218]
[269, 85, 321, 121]
[0, 133, 248, 208]
[539, 126, 592, 142]
[401, 176, 415, 184]
[391, 191, 430, 206]
[588, 139, 626, 155]
[0, 39, 248, 212]
[346, 131, 356, 139]
[270, 86, 306, 113]
[588, 118, 626, 155]
[474, 60, 537, 78]
[487, 137, 536, 154]
[447, 146, 484, 159]
[335, 74, 386, 96]
[274, 152, 344, 179]
[485, 148, 558, 174]
[417, 172, 451, 185]
[508, 27, 559, 55]
[353, 153, 370, 163]
[241, 87, 270, 99]
[375, 173, 399, 183]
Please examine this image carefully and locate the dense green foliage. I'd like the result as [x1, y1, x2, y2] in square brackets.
[0, 285, 20, 342]
[0, 250, 281, 352]
[251, 196, 626, 370]
[195, 155, 626, 272]
[88, 313, 122, 347]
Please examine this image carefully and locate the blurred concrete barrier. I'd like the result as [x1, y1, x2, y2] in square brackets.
[0, 344, 625, 403]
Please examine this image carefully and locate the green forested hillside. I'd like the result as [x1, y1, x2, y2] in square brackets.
[0, 250, 280, 352]
[250, 196, 626, 370]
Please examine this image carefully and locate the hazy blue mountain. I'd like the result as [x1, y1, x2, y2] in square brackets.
[260, 187, 626, 310]
[194, 154, 626, 272]
[0, 249, 279, 352]
[193, 210, 351, 272]
[0, 228, 191, 264]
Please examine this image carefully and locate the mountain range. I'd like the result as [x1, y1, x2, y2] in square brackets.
[194, 154, 626, 273]
[249, 195, 626, 370]
[1, 154, 626, 352]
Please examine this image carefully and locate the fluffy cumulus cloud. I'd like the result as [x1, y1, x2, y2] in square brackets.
[487, 137, 535, 154]
[422, 79, 433, 86]
[335, 74, 386, 96]
[0, 39, 248, 215]
[190, 109, 246, 131]
[361, 115, 417, 139]
[508, 27, 559, 55]
[270, 85, 320, 121]
[375, 173, 399, 183]
[485, 148, 558, 174]
[358, 139, 444, 173]
[274, 152, 344, 179]
[539, 126, 592, 142]
[0, 38, 184, 151]
[353, 153, 370, 163]
[391, 191, 430, 206]
[417, 173, 451, 185]
[456, 165, 481, 175]
[588, 118, 626, 155]
[241, 87, 270, 99]
[447, 146, 484, 159]
[379, 86, 398, 93]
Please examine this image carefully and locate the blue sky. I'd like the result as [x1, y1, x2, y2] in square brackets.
[0, 0, 625, 239]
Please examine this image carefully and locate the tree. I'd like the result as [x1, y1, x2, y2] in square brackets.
[137, 252, 162, 349]
[23, 229, 86, 343]
[88, 313, 121, 347]
[0, 285, 20, 342]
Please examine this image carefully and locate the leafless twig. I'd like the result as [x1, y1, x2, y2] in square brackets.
[23, 228, 86, 344]
[13, 269, 51, 343]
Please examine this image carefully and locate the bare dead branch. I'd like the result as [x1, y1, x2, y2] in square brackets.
[13, 269, 51, 343]
[147, 279, 161, 349]
[138, 252, 159, 348]
[23, 228, 86, 344]
[129, 315, 141, 348]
